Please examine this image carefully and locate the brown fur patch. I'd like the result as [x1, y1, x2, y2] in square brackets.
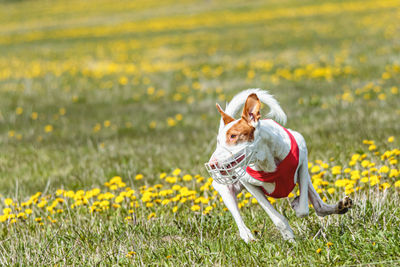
[242, 93, 261, 123]
[226, 119, 255, 145]
[216, 103, 235, 125]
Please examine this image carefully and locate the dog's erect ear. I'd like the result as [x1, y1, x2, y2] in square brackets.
[216, 103, 235, 125]
[242, 93, 261, 125]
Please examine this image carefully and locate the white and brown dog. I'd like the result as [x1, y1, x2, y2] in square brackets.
[205, 89, 353, 243]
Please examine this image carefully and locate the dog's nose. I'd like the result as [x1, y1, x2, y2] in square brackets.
[209, 157, 219, 169]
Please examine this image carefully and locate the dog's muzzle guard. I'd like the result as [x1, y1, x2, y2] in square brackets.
[204, 138, 260, 185]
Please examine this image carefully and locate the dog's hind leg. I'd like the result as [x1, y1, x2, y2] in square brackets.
[212, 181, 255, 243]
[291, 161, 310, 218]
[241, 181, 295, 241]
[308, 181, 353, 216]
[291, 155, 353, 216]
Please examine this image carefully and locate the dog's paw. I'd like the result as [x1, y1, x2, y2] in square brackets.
[239, 227, 256, 243]
[337, 196, 353, 214]
[291, 196, 309, 218]
[276, 221, 295, 241]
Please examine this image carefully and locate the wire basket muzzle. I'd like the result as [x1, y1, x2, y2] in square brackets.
[204, 145, 256, 185]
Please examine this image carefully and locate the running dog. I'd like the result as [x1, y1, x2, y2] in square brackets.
[205, 89, 353, 243]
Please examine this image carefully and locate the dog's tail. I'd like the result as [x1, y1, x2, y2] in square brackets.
[224, 88, 287, 125]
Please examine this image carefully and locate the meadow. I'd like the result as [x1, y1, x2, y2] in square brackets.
[0, 0, 399, 265]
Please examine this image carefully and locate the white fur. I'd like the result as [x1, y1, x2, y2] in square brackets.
[219, 89, 287, 133]
[210, 89, 351, 243]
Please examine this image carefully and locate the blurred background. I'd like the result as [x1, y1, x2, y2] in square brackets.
[0, 0, 399, 194]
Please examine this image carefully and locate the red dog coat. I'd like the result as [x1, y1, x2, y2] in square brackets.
[246, 121, 299, 198]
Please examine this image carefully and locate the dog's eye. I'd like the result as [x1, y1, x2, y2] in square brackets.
[230, 134, 237, 139]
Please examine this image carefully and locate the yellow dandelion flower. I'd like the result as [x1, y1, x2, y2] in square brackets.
[175, 114, 183, 121]
[126, 251, 136, 258]
[378, 166, 389, 174]
[135, 174, 144, 180]
[335, 179, 349, 187]
[268, 197, 276, 204]
[361, 160, 370, 168]
[321, 163, 329, 169]
[100, 200, 110, 207]
[394, 180, 400, 188]
[327, 188, 335, 194]
[147, 86, 155, 95]
[167, 118, 176, 127]
[316, 248, 322, 254]
[93, 123, 101, 132]
[204, 206, 213, 212]
[191, 205, 201, 211]
[172, 206, 178, 213]
[37, 200, 47, 208]
[380, 183, 390, 190]
[147, 212, 156, 220]
[3, 208, 11, 215]
[182, 174, 192, 181]
[331, 166, 341, 175]
[4, 198, 13, 206]
[172, 168, 181, 176]
[172, 185, 181, 191]
[44, 125, 53, 133]
[388, 136, 395, 143]
[326, 242, 333, 248]
[115, 196, 124, 203]
[31, 112, 38, 120]
[311, 166, 321, 173]
[166, 176, 177, 184]
[389, 169, 399, 178]
[109, 176, 122, 184]
[369, 175, 380, 186]
[25, 209, 33, 215]
[149, 121, 157, 129]
[196, 177, 205, 183]
[16, 107, 23, 115]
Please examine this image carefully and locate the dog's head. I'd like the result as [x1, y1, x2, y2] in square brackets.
[209, 93, 261, 166]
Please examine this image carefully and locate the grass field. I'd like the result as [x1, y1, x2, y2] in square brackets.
[0, 0, 400, 265]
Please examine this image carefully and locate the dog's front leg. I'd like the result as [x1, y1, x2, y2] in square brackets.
[241, 181, 295, 242]
[212, 181, 255, 243]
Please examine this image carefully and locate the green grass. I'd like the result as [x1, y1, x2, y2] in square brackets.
[0, 0, 400, 265]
